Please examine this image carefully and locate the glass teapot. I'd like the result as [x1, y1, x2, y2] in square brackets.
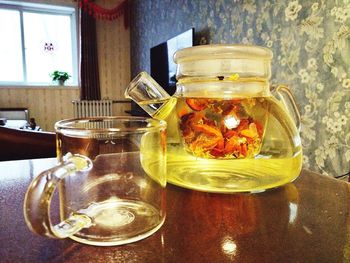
[125, 44, 302, 193]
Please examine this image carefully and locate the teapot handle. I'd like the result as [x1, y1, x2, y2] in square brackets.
[272, 85, 301, 132]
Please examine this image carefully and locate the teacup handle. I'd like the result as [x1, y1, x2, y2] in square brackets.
[23, 154, 93, 239]
[272, 84, 301, 131]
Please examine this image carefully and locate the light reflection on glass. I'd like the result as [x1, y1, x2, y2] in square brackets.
[224, 115, 240, 129]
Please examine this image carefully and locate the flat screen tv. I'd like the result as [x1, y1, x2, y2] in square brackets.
[150, 28, 194, 96]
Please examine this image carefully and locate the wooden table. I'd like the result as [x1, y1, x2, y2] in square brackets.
[0, 158, 349, 263]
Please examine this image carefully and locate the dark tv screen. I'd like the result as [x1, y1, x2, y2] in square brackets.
[150, 28, 194, 95]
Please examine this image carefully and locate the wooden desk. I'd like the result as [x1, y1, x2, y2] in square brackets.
[0, 158, 349, 262]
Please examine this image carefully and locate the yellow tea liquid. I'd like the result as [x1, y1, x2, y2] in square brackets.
[166, 146, 302, 193]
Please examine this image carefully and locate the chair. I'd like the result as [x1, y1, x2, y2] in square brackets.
[0, 126, 56, 161]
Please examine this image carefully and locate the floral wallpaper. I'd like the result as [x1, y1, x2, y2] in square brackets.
[130, 0, 350, 178]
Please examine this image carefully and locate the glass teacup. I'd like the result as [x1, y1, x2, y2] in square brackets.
[24, 116, 167, 246]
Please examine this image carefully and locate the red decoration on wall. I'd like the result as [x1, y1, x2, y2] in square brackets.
[78, 0, 129, 28]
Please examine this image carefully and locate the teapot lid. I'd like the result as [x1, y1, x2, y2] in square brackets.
[174, 44, 273, 79]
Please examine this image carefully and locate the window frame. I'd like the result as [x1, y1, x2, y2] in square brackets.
[0, 1, 79, 87]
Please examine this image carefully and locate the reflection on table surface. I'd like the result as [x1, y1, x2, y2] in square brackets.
[0, 158, 349, 263]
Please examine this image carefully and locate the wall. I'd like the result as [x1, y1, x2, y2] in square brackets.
[130, 0, 350, 177]
[96, 0, 131, 116]
[0, 0, 130, 131]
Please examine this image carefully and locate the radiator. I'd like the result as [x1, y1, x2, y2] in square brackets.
[72, 100, 113, 118]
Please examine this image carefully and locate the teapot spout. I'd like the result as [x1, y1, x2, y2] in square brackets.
[124, 71, 175, 120]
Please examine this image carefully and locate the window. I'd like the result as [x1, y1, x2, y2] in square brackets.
[0, 1, 78, 86]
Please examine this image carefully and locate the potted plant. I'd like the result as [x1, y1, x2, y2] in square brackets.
[50, 71, 71, 85]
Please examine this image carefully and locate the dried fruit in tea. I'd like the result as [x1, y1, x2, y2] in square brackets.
[179, 98, 264, 159]
[185, 98, 210, 111]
